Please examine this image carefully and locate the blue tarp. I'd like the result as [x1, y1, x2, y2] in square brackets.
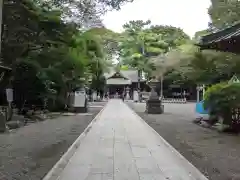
[196, 101, 209, 114]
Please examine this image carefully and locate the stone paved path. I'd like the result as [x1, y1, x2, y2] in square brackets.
[49, 99, 208, 180]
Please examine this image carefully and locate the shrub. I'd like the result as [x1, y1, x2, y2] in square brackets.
[204, 82, 227, 115]
[204, 82, 240, 126]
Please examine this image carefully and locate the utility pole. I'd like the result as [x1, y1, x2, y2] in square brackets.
[138, 42, 144, 89]
[157, 55, 164, 100]
[96, 57, 99, 98]
[160, 74, 163, 99]
[137, 40, 145, 102]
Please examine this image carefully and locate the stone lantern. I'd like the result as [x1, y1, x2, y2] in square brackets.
[145, 77, 164, 114]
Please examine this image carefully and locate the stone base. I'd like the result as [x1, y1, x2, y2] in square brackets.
[69, 106, 88, 113]
[0, 114, 6, 133]
[145, 99, 164, 114]
[69, 99, 88, 113]
[74, 107, 88, 113]
[0, 123, 6, 133]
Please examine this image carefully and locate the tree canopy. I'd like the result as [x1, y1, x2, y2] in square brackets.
[1, 0, 130, 110]
[208, 0, 240, 30]
[158, 0, 240, 87]
[3, 0, 240, 108]
[118, 20, 190, 77]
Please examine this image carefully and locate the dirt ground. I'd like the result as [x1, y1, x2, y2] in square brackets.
[128, 102, 240, 180]
[0, 102, 105, 180]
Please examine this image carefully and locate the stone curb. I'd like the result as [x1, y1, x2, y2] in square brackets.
[42, 103, 108, 180]
[127, 105, 208, 180]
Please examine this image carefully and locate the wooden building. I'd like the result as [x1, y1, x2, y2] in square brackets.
[197, 22, 240, 53]
[104, 69, 147, 98]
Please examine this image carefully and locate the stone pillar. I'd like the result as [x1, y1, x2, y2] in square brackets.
[196, 85, 205, 102]
[126, 86, 130, 100]
[196, 86, 200, 102]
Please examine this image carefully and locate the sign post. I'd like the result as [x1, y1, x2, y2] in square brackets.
[6, 88, 13, 121]
[73, 87, 88, 113]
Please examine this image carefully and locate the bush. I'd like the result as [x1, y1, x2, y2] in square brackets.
[204, 82, 227, 116]
[204, 82, 240, 126]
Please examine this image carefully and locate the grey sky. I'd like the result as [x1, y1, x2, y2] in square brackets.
[102, 0, 211, 37]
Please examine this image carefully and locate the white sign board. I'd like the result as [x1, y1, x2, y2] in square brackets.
[6, 88, 13, 102]
[74, 91, 85, 107]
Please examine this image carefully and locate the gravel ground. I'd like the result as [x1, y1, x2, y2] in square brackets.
[0, 102, 105, 180]
[128, 102, 240, 180]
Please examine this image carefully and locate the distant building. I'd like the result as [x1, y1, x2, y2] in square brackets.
[104, 69, 147, 98]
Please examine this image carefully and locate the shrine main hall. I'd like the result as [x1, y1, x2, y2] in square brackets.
[104, 69, 147, 98]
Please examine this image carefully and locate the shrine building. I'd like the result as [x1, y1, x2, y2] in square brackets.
[104, 69, 147, 98]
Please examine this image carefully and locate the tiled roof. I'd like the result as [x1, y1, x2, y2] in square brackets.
[106, 78, 131, 85]
[197, 22, 240, 53]
[104, 69, 146, 83]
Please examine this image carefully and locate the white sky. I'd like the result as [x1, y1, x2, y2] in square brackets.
[102, 0, 211, 37]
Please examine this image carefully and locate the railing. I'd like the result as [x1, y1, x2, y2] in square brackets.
[141, 92, 187, 104]
[162, 98, 187, 104]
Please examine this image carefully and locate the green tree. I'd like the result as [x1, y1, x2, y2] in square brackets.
[208, 0, 240, 29]
[150, 25, 190, 48]
[162, 1, 240, 88]
[193, 29, 211, 42]
[163, 42, 240, 86]
[119, 20, 190, 78]
[1, 0, 131, 111]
